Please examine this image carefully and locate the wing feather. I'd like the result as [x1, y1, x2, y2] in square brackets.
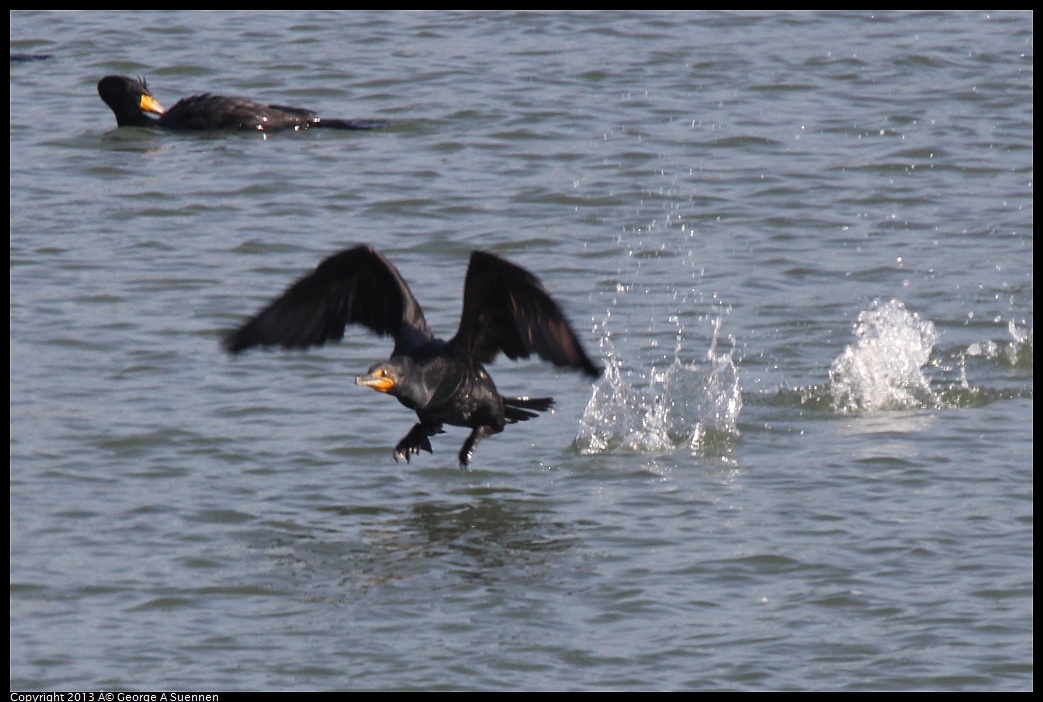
[223, 246, 431, 356]
[451, 251, 600, 377]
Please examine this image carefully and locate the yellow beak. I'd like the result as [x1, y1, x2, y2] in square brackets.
[355, 372, 394, 393]
[139, 94, 165, 115]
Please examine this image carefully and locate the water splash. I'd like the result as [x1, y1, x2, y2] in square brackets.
[829, 299, 939, 412]
[966, 319, 1033, 369]
[764, 303, 1030, 413]
[574, 317, 741, 455]
[1007, 319, 1033, 348]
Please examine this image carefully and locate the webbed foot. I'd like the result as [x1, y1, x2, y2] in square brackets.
[393, 422, 443, 463]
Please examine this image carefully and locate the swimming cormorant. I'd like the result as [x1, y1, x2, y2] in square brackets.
[223, 246, 601, 468]
[97, 75, 387, 132]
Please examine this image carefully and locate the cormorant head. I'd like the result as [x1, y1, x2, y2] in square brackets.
[355, 357, 415, 396]
[98, 75, 165, 127]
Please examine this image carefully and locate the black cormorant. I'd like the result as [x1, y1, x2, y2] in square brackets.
[97, 75, 387, 132]
[224, 246, 601, 468]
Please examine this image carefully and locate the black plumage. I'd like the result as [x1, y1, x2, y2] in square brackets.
[97, 75, 387, 132]
[224, 246, 601, 468]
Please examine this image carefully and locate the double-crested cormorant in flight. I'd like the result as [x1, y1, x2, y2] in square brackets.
[97, 75, 387, 132]
[224, 246, 601, 468]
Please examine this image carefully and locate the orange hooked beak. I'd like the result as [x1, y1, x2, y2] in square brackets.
[355, 368, 395, 393]
[139, 94, 165, 115]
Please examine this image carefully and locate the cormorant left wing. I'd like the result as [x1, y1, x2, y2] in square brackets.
[450, 251, 600, 377]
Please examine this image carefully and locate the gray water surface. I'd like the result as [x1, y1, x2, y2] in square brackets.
[10, 10, 1033, 691]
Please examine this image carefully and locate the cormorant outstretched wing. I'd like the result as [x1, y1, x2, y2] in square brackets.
[224, 246, 432, 356]
[450, 251, 601, 377]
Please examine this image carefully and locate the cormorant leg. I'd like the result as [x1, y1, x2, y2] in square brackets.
[458, 425, 498, 469]
[394, 422, 443, 463]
